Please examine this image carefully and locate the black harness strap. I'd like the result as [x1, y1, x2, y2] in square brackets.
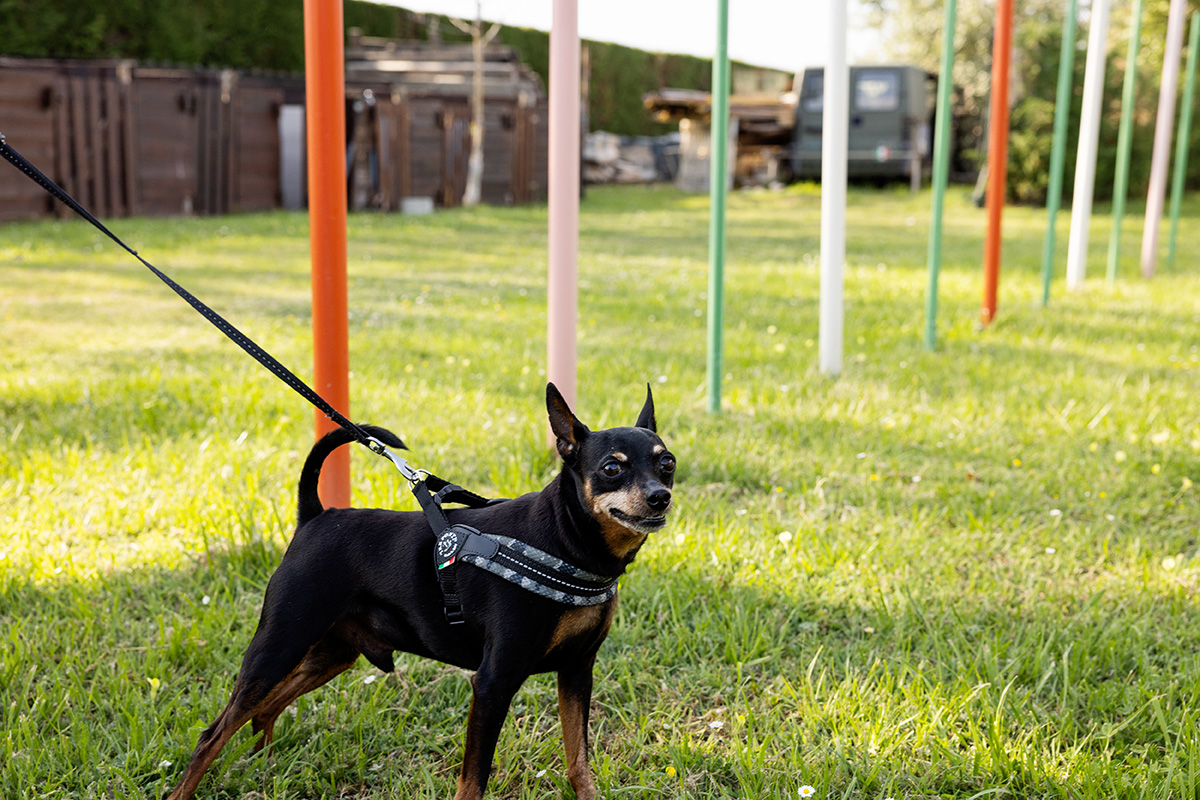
[413, 478, 617, 624]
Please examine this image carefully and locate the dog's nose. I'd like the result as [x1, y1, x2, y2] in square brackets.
[646, 487, 672, 513]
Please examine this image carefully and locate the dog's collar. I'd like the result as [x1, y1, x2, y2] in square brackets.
[435, 525, 618, 608]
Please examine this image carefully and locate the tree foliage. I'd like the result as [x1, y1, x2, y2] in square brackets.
[863, 0, 1200, 204]
[0, 0, 756, 136]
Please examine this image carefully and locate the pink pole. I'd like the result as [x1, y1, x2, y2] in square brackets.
[1141, 0, 1188, 278]
[547, 0, 579, 420]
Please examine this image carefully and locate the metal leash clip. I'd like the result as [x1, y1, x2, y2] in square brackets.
[364, 436, 428, 485]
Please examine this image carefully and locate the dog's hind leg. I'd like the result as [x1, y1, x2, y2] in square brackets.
[249, 632, 361, 752]
[167, 573, 351, 800]
[164, 664, 286, 800]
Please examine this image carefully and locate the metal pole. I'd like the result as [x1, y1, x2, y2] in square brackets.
[1168, 12, 1200, 270]
[305, 0, 351, 508]
[1141, 0, 1188, 278]
[548, 0, 580, 421]
[819, 0, 847, 376]
[1066, 0, 1112, 291]
[925, 0, 958, 350]
[1041, 0, 1078, 306]
[981, 0, 1014, 327]
[1107, 0, 1145, 283]
[706, 0, 730, 413]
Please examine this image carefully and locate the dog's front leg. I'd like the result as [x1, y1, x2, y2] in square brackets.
[558, 659, 597, 800]
[454, 660, 525, 800]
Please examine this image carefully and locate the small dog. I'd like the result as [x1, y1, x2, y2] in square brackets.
[166, 383, 676, 800]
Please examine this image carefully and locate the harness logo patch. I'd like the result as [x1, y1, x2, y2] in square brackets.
[436, 530, 460, 562]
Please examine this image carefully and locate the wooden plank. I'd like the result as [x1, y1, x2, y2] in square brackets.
[217, 71, 234, 213]
[86, 71, 109, 219]
[195, 77, 217, 214]
[103, 73, 125, 217]
[118, 63, 139, 216]
[0, 66, 60, 220]
[68, 74, 94, 214]
[398, 91, 412, 200]
[441, 101, 469, 207]
[52, 72, 72, 220]
[374, 95, 397, 210]
[512, 100, 530, 205]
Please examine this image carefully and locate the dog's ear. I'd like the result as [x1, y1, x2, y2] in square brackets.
[546, 382, 590, 462]
[634, 383, 656, 432]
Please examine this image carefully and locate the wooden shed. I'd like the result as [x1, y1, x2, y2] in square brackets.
[0, 44, 549, 222]
[344, 34, 549, 210]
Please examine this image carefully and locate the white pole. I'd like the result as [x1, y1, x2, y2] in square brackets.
[547, 0, 579, 417]
[1141, 0, 1189, 278]
[1065, 0, 1112, 291]
[819, 0, 847, 377]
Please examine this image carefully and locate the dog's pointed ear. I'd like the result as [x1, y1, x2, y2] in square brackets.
[547, 382, 589, 462]
[635, 383, 657, 432]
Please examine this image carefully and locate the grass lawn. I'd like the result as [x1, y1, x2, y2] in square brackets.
[2, 183, 1199, 799]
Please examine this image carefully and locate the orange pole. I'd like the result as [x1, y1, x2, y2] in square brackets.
[981, 0, 1014, 326]
[304, 0, 351, 507]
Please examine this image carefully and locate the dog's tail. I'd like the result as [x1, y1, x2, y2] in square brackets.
[297, 425, 407, 526]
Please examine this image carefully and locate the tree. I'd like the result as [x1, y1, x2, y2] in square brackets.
[450, 3, 502, 208]
[862, 0, 1197, 203]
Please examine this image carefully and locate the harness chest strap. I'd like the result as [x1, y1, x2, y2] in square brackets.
[413, 480, 618, 624]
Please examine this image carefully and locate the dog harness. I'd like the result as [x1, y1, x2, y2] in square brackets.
[412, 478, 618, 625]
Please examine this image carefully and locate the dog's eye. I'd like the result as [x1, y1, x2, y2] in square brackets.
[601, 462, 623, 478]
[659, 454, 676, 473]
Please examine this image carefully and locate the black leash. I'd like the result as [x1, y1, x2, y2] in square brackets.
[1, 133, 615, 624]
[0, 132, 395, 458]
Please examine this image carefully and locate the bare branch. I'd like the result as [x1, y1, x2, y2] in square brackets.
[448, 16, 474, 35]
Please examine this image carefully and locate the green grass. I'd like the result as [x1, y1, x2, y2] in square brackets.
[2, 183, 1200, 799]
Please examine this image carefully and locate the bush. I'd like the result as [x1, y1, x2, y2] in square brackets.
[1006, 97, 1057, 205]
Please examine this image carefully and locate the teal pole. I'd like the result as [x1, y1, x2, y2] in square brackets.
[1107, 0, 1145, 283]
[706, 0, 730, 414]
[1041, 0, 1079, 306]
[1168, 12, 1200, 270]
[924, 0, 957, 351]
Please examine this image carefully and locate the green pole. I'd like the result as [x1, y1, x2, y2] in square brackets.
[706, 0, 730, 414]
[1041, 0, 1079, 306]
[1107, 0, 1145, 284]
[1167, 12, 1200, 270]
[924, 0, 957, 351]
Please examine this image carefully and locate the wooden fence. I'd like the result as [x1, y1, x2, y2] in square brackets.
[352, 84, 547, 210]
[0, 58, 293, 222]
[0, 57, 549, 222]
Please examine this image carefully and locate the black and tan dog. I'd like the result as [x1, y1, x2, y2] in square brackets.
[166, 383, 676, 800]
